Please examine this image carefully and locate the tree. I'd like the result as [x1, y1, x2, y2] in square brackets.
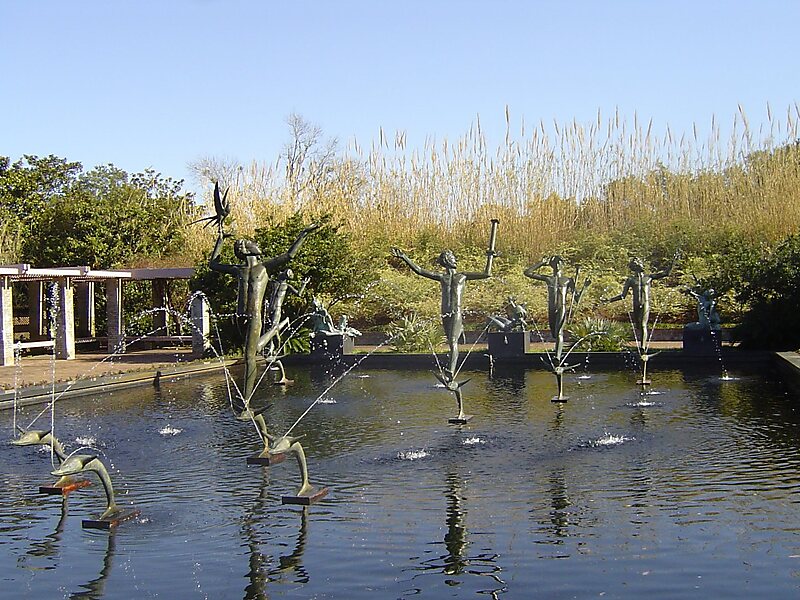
[24, 165, 194, 268]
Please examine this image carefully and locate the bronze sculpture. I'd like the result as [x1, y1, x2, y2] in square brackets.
[603, 255, 676, 352]
[524, 256, 589, 361]
[391, 220, 497, 379]
[209, 205, 317, 456]
[391, 219, 498, 422]
[487, 297, 528, 333]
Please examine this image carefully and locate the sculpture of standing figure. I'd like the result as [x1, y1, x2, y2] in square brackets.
[603, 255, 677, 352]
[209, 216, 317, 452]
[524, 256, 590, 361]
[391, 220, 497, 380]
[263, 268, 309, 356]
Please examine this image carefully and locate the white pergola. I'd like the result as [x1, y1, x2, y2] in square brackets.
[0, 265, 210, 364]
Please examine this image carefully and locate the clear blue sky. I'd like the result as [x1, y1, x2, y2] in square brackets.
[2, 0, 799, 192]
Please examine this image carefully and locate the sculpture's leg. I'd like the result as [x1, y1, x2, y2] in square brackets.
[272, 360, 292, 385]
[554, 331, 564, 363]
[453, 387, 465, 420]
[254, 414, 271, 456]
[92, 460, 119, 520]
[290, 442, 314, 497]
[243, 353, 258, 406]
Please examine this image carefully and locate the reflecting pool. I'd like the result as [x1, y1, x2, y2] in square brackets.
[2, 365, 800, 598]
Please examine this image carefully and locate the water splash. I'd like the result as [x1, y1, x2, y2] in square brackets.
[590, 433, 633, 447]
[397, 449, 430, 461]
[158, 425, 183, 436]
[463, 437, 485, 446]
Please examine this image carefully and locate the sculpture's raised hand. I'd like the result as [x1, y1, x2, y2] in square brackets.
[390, 247, 407, 260]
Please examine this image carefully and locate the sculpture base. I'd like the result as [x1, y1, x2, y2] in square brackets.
[448, 415, 473, 425]
[246, 452, 287, 466]
[310, 333, 354, 360]
[487, 331, 531, 358]
[551, 396, 569, 403]
[39, 479, 91, 495]
[281, 486, 329, 505]
[683, 325, 722, 356]
[82, 509, 141, 530]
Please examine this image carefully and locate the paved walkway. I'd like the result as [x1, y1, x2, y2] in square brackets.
[0, 348, 198, 391]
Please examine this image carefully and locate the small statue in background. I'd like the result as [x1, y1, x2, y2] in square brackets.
[487, 297, 528, 333]
[686, 286, 721, 331]
[309, 297, 361, 338]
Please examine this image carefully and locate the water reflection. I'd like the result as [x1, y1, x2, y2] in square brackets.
[241, 469, 310, 599]
[546, 469, 571, 541]
[410, 470, 507, 596]
[21, 496, 68, 567]
[69, 532, 115, 599]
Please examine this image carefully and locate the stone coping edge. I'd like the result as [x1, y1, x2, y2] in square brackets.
[0, 349, 779, 411]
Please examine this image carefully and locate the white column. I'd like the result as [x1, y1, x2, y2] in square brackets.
[0, 278, 14, 365]
[106, 278, 125, 353]
[55, 278, 76, 360]
[190, 294, 211, 358]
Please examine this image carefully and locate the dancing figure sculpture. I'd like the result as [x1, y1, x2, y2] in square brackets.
[210, 215, 318, 454]
[604, 254, 677, 385]
[391, 220, 498, 380]
[391, 219, 498, 423]
[262, 269, 309, 384]
[603, 255, 676, 352]
[524, 255, 590, 361]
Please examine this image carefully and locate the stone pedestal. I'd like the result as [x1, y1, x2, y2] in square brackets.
[487, 331, 531, 358]
[55, 278, 75, 360]
[682, 325, 721, 356]
[106, 279, 125, 353]
[190, 294, 211, 358]
[0, 279, 14, 366]
[310, 333, 354, 361]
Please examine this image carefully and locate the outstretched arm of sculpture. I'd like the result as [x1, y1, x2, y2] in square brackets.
[650, 252, 679, 280]
[390, 247, 440, 280]
[263, 224, 320, 271]
[464, 248, 497, 280]
[294, 276, 311, 298]
[524, 259, 551, 282]
[603, 279, 631, 304]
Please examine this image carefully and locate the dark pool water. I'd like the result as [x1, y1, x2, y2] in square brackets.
[2, 365, 800, 598]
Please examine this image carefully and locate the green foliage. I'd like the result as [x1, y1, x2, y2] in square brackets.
[569, 317, 629, 351]
[254, 212, 378, 303]
[24, 166, 193, 268]
[385, 312, 445, 353]
[718, 234, 800, 349]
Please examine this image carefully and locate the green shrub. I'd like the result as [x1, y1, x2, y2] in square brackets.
[385, 313, 445, 353]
